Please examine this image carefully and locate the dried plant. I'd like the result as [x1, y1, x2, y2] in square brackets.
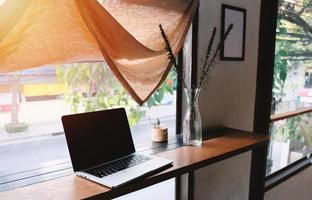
[159, 23, 233, 97]
[159, 24, 187, 89]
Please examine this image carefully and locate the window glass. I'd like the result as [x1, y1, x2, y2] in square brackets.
[0, 63, 177, 173]
[271, 0, 312, 115]
[267, 113, 312, 175]
[267, 0, 312, 175]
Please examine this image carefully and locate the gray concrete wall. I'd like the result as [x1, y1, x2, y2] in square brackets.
[185, 0, 261, 199]
[193, 151, 252, 200]
[197, 0, 261, 131]
[264, 166, 312, 200]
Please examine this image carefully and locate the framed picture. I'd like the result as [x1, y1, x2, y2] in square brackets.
[220, 4, 246, 61]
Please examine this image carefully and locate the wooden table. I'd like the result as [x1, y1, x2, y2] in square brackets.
[0, 129, 269, 200]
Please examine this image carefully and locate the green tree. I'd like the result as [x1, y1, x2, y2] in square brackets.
[271, 0, 312, 152]
[56, 63, 176, 127]
[272, 0, 312, 109]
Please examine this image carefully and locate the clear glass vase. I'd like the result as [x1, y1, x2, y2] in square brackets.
[183, 88, 202, 146]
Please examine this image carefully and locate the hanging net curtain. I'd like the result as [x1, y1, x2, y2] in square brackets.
[0, 0, 198, 105]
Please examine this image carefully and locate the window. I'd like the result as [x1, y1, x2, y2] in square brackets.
[266, 0, 312, 175]
[0, 0, 196, 194]
[0, 62, 177, 176]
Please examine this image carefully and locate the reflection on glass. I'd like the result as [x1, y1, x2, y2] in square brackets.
[267, 113, 312, 175]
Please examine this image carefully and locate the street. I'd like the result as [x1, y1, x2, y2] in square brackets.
[0, 116, 176, 173]
[0, 116, 176, 199]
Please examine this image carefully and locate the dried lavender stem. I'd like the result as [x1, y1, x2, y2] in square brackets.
[159, 24, 187, 88]
[198, 27, 217, 90]
[198, 23, 233, 90]
[195, 24, 233, 100]
[159, 22, 233, 98]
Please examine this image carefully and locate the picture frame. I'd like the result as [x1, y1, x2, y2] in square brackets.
[220, 4, 246, 61]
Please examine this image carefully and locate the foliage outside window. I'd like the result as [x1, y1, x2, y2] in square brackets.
[56, 63, 176, 127]
[0, 63, 177, 176]
[267, 0, 312, 175]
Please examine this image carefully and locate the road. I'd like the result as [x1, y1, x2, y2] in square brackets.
[0, 118, 176, 200]
[0, 135, 69, 172]
[0, 117, 176, 173]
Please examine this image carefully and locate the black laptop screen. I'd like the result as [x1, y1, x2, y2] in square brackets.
[62, 108, 136, 171]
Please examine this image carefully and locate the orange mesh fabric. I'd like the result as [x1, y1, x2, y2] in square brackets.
[0, 0, 198, 105]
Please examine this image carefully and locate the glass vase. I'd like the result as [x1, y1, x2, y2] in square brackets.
[183, 88, 202, 146]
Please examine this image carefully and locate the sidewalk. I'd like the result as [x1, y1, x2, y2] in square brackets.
[0, 115, 176, 146]
[0, 99, 176, 145]
[0, 99, 68, 144]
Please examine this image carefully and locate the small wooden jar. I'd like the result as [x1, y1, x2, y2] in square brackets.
[151, 127, 168, 143]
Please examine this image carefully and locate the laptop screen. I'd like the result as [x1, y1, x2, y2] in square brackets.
[62, 108, 135, 171]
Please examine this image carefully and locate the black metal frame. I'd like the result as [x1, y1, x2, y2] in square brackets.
[265, 156, 312, 192]
[253, 0, 312, 197]
[251, 0, 279, 199]
[191, 8, 199, 89]
[176, 51, 184, 135]
[176, 4, 199, 134]
[175, 6, 199, 200]
[265, 110, 312, 189]
[220, 4, 246, 61]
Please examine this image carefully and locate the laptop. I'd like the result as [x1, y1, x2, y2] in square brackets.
[61, 108, 173, 188]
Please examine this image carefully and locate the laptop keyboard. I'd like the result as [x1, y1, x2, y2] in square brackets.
[84, 154, 152, 178]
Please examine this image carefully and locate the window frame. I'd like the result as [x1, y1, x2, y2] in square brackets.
[0, 50, 185, 193]
[265, 155, 312, 192]
[253, 0, 312, 194]
[270, 108, 312, 122]
[267, 108, 312, 176]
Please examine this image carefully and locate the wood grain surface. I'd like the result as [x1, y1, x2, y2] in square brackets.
[0, 130, 268, 200]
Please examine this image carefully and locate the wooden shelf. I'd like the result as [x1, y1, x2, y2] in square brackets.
[270, 107, 312, 122]
[0, 129, 268, 200]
